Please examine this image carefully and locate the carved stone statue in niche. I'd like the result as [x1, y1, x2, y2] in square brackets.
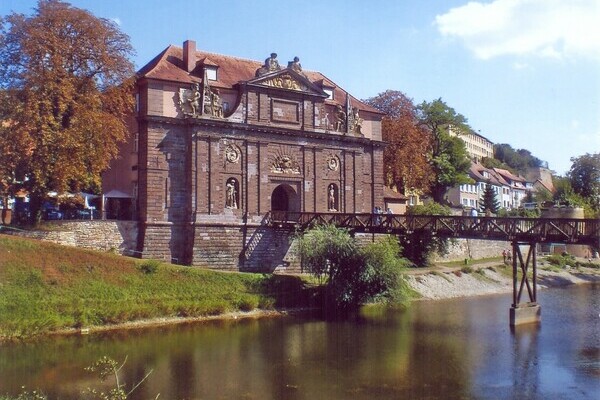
[270, 154, 300, 174]
[225, 178, 238, 209]
[328, 184, 337, 211]
[334, 105, 346, 132]
[178, 83, 201, 117]
[256, 53, 281, 77]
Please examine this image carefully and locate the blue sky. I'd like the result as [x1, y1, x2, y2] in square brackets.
[2, 0, 599, 175]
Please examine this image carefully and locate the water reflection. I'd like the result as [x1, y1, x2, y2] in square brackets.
[0, 285, 598, 399]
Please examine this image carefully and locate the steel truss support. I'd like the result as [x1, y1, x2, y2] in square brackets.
[510, 241, 541, 326]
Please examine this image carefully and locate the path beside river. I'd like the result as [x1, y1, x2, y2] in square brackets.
[405, 257, 600, 300]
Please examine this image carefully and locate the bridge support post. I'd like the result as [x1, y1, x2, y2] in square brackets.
[509, 241, 541, 326]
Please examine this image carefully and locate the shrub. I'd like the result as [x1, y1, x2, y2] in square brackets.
[297, 225, 413, 314]
[401, 202, 452, 266]
[139, 260, 160, 275]
[238, 296, 259, 312]
[546, 254, 576, 268]
[461, 266, 473, 274]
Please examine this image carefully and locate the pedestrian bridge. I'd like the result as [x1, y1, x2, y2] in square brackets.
[267, 211, 599, 246]
[267, 211, 600, 326]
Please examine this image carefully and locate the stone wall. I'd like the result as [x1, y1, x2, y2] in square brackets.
[433, 238, 510, 262]
[190, 223, 301, 273]
[3, 221, 138, 256]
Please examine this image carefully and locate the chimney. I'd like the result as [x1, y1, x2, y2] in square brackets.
[183, 40, 196, 73]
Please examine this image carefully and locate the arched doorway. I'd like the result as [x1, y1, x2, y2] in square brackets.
[271, 184, 299, 212]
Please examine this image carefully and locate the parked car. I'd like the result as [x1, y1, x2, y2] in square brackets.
[45, 209, 63, 220]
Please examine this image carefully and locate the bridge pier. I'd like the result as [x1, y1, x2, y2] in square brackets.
[509, 241, 541, 326]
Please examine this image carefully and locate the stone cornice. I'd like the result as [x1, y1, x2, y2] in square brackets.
[140, 114, 385, 147]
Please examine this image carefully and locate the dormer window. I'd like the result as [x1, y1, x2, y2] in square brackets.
[323, 87, 334, 100]
[206, 66, 218, 81]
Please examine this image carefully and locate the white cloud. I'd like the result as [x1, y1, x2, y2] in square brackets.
[435, 0, 600, 61]
[110, 17, 122, 26]
[512, 61, 530, 70]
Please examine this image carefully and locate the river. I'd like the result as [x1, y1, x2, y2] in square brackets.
[1, 284, 598, 399]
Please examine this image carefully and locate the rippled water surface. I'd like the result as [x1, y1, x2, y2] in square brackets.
[1, 284, 598, 399]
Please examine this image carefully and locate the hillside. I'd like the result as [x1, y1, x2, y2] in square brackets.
[0, 235, 311, 340]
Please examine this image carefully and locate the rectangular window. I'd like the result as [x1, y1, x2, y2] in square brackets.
[133, 132, 139, 153]
[134, 93, 140, 113]
[323, 88, 334, 100]
[206, 67, 217, 81]
[164, 177, 170, 209]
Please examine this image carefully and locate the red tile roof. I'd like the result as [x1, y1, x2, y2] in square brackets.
[383, 186, 408, 200]
[137, 45, 381, 114]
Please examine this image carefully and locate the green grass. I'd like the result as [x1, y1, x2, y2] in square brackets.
[0, 235, 314, 339]
[438, 256, 504, 268]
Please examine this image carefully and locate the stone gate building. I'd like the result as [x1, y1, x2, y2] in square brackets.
[102, 40, 385, 271]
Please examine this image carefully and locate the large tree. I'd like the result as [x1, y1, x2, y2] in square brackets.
[416, 98, 472, 203]
[364, 90, 432, 193]
[0, 0, 134, 222]
[568, 153, 600, 209]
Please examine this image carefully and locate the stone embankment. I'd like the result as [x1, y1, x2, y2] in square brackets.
[405, 259, 600, 300]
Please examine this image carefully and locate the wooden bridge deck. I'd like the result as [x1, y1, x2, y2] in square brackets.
[267, 211, 600, 246]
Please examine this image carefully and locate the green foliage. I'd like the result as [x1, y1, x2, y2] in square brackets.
[568, 153, 600, 210]
[494, 144, 545, 175]
[552, 175, 599, 217]
[3, 356, 156, 400]
[0, 235, 311, 339]
[297, 225, 413, 313]
[400, 202, 452, 266]
[296, 224, 358, 284]
[362, 237, 414, 305]
[481, 156, 512, 171]
[497, 207, 541, 218]
[479, 182, 500, 215]
[416, 98, 472, 202]
[138, 259, 160, 275]
[461, 266, 474, 274]
[545, 254, 577, 268]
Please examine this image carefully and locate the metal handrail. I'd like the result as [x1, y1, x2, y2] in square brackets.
[268, 212, 600, 246]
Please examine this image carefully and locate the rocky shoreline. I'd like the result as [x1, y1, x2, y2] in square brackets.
[405, 262, 600, 300]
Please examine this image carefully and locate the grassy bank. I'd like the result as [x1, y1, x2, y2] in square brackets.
[0, 235, 313, 340]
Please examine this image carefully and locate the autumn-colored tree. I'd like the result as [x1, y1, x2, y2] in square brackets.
[416, 98, 472, 203]
[0, 0, 134, 223]
[364, 90, 432, 193]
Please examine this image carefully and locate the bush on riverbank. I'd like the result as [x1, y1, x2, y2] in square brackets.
[297, 225, 414, 314]
[0, 235, 312, 340]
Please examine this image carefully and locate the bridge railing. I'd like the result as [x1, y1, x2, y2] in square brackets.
[267, 211, 600, 246]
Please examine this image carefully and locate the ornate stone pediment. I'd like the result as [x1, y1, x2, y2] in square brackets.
[248, 69, 328, 98]
[270, 154, 301, 175]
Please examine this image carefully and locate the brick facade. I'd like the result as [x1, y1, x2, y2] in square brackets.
[103, 40, 385, 270]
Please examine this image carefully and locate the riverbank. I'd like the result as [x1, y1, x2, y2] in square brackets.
[0, 235, 314, 341]
[405, 258, 600, 300]
[2, 234, 598, 341]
